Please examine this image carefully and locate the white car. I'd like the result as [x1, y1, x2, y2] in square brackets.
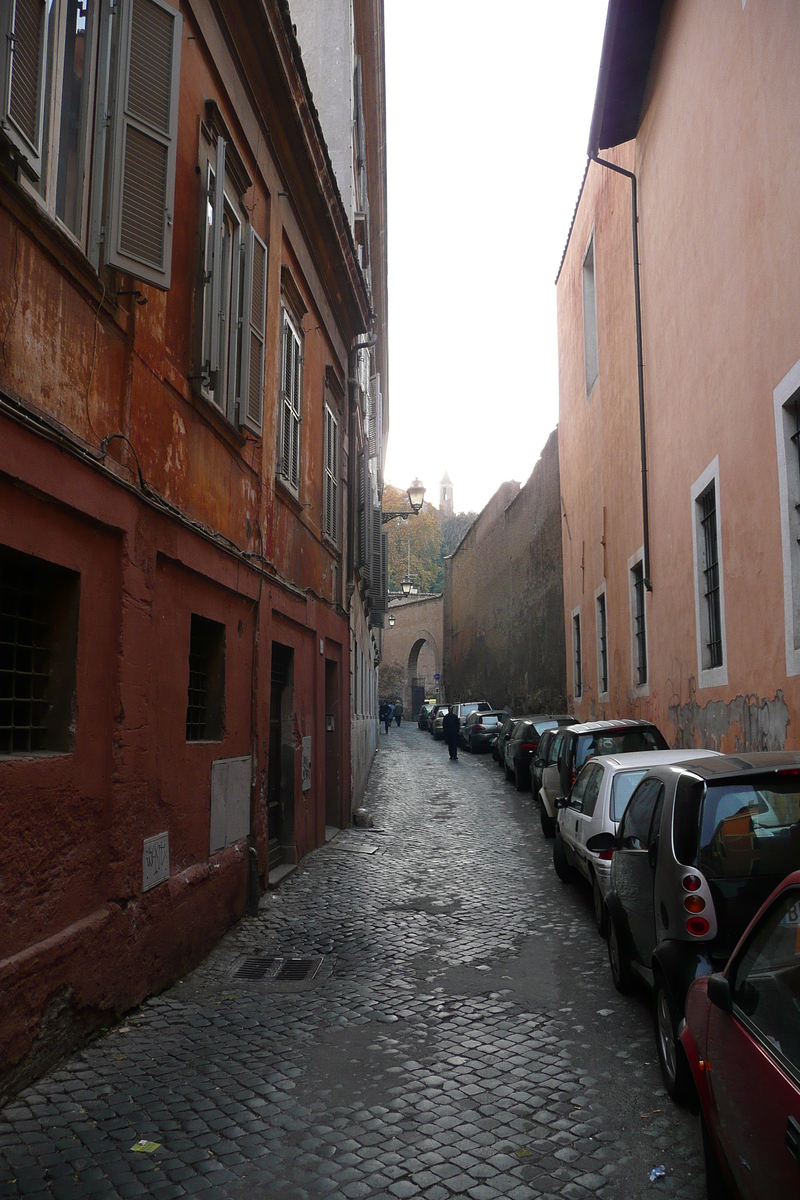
[553, 749, 721, 933]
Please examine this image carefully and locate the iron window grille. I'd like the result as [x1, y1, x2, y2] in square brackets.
[0, 547, 79, 754]
[597, 592, 608, 694]
[573, 612, 582, 698]
[186, 614, 225, 741]
[632, 561, 647, 686]
[699, 484, 723, 669]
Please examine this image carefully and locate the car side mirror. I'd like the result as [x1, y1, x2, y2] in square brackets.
[555, 795, 568, 810]
[586, 832, 616, 854]
[707, 973, 733, 1014]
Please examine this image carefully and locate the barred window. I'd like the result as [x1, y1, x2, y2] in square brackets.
[631, 561, 647, 687]
[596, 591, 608, 695]
[0, 546, 79, 754]
[186, 614, 225, 742]
[573, 611, 582, 699]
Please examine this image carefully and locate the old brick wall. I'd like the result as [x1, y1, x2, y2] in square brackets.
[380, 595, 444, 713]
[444, 431, 567, 713]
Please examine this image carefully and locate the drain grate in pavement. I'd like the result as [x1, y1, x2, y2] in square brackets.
[235, 956, 280, 981]
[276, 958, 320, 981]
[230, 954, 325, 985]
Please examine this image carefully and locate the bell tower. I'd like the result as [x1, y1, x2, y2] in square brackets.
[439, 471, 453, 516]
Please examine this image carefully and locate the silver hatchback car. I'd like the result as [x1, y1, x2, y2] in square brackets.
[553, 750, 721, 934]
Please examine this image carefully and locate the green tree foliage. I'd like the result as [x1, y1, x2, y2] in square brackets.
[383, 483, 476, 594]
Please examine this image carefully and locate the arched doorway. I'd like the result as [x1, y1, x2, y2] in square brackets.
[408, 636, 439, 716]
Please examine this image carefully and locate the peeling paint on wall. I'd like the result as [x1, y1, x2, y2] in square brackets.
[669, 690, 790, 752]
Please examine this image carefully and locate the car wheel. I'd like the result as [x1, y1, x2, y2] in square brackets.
[654, 976, 693, 1105]
[540, 803, 556, 839]
[701, 1111, 734, 1200]
[592, 875, 608, 936]
[553, 834, 574, 883]
[607, 914, 633, 994]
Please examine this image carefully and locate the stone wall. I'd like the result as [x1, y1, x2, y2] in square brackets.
[379, 594, 444, 714]
[443, 430, 567, 713]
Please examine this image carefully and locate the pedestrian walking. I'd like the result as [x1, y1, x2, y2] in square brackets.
[393, 702, 404, 727]
[383, 702, 393, 734]
[442, 705, 460, 760]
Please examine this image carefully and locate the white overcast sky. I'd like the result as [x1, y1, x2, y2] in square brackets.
[382, 1, 608, 515]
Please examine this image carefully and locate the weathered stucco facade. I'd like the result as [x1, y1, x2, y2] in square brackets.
[0, 0, 387, 1100]
[557, 0, 800, 751]
[443, 431, 567, 712]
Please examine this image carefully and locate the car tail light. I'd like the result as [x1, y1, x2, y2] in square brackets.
[521, 742, 536, 752]
[570, 767, 577, 786]
[684, 895, 706, 914]
[475, 724, 484, 732]
[682, 874, 702, 892]
[598, 849, 614, 861]
[686, 916, 710, 936]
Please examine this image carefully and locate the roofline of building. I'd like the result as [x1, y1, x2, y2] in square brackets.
[587, 0, 666, 156]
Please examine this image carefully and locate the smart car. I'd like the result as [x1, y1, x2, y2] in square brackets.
[604, 752, 800, 1103]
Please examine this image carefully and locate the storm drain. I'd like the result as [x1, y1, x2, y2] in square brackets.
[233, 955, 323, 984]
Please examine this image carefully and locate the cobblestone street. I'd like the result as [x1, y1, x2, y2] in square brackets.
[0, 727, 704, 1200]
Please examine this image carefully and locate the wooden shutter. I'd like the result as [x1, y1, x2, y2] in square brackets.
[280, 310, 302, 492]
[107, 0, 182, 289]
[324, 407, 338, 542]
[359, 448, 371, 577]
[380, 531, 388, 612]
[0, 0, 48, 179]
[208, 136, 226, 376]
[239, 225, 267, 433]
[368, 374, 380, 459]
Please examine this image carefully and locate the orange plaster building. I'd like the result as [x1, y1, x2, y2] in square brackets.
[558, 0, 800, 751]
[0, 0, 387, 1098]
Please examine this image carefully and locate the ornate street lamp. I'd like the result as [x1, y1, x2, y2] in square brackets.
[400, 577, 413, 596]
[388, 612, 396, 628]
[381, 478, 426, 525]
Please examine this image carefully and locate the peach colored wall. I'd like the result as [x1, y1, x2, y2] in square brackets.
[558, 0, 800, 750]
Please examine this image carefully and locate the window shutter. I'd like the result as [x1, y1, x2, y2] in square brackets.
[368, 374, 379, 459]
[359, 449, 371, 577]
[380, 531, 388, 611]
[208, 136, 226, 376]
[107, 0, 182, 289]
[0, 0, 48, 179]
[331, 411, 338, 542]
[239, 225, 267, 434]
[280, 311, 302, 492]
[368, 503, 383, 624]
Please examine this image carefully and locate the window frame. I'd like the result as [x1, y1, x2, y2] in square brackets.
[629, 549, 649, 695]
[278, 306, 303, 496]
[572, 605, 582, 699]
[773, 359, 800, 675]
[691, 457, 728, 687]
[582, 229, 599, 397]
[323, 403, 339, 545]
[595, 582, 608, 699]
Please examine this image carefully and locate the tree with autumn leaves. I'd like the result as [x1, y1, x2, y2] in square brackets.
[382, 484, 476, 595]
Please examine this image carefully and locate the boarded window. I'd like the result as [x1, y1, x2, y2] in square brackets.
[240, 226, 268, 433]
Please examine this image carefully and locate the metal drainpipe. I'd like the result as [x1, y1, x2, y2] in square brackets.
[590, 151, 652, 591]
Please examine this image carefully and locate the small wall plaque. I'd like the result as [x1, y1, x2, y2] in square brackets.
[301, 736, 312, 791]
[143, 832, 170, 892]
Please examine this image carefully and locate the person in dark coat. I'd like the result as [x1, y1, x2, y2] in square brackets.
[383, 702, 393, 734]
[442, 705, 460, 760]
[393, 702, 404, 726]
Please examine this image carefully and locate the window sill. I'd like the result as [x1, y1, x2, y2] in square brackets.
[697, 665, 728, 690]
[275, 474, 303, 511]
[185, 385, 247, 453]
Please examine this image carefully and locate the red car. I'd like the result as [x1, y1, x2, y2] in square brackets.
[680, 869, 800, 1198]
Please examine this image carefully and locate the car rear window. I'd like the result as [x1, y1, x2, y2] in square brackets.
[480, 715, 501, 726]
[575, 726, 668, 770]
[697, 776, 800, 879]
[610, 768, 649, 822]
[532, 720, 559, 736]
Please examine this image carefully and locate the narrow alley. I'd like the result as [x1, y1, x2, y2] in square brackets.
[0, 729, 704, 1200]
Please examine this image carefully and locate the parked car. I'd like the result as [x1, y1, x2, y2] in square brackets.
[461, 710, 505, 753]
[553, 750, 720, 934]
[504, 715, 574, 792]
[428, 703, 449, 737]
[539, 718, 668, 838]
[433, 700, 491, 741]
[494, 715, 519, 764]
[417, 703, 434, 730]
[603, 751, 800, 1103]
[681, 869, 800, 1200]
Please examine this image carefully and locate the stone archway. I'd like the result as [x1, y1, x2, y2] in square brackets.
[380, 595, 444, 717]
